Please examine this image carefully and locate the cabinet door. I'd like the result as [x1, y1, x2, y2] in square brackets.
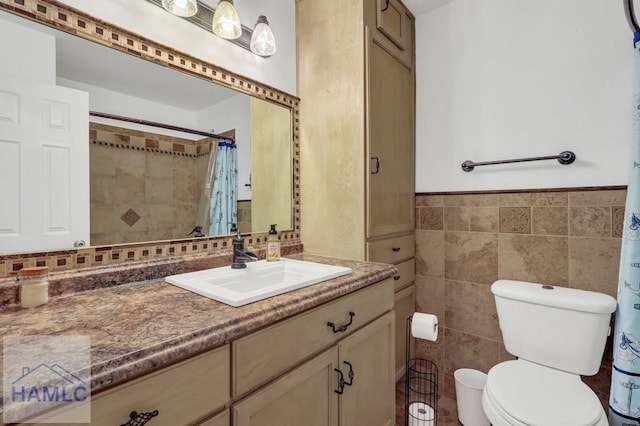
[339, 311, 395, 426]
[233, 347, 339, 426]
[366, 33, 415, 239]
[394, 284, 415, 380]
[198, 409, 230, 426]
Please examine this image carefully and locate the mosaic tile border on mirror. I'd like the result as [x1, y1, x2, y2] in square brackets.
[0, 0, 301, 278]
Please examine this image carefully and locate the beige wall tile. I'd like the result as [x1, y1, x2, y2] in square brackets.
[569, 237, 620, 297]
[418, 207, 444, 230]
[569, 206, 611, 237]
[498, 342, 516, 363]
[499, 207, 531, 234]
[442, 328, 500, 376]
[500, 192, 568, 207]
[531, 207, 568, 236]
[416, 230, 444, 277]
[445, 279, 500, 339]
[415, 275, 445, 328]
[498, 234, 569, 286]
[444, 231, 498, 284]
[569, 190, 626, 206]
[470, 207, 499, 232]
[445, 193, 499, 207]
[416, 194, 444, 207]
[612, 206, 625, 238]
[444, 207, 469, 231]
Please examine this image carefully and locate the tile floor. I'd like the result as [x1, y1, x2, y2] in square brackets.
[395, 378, 459, 426]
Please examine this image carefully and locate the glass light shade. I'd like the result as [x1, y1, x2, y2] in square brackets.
[212, 0, 242, 40]
[250, 15, 277, 57]
[162, 0, 197, 17]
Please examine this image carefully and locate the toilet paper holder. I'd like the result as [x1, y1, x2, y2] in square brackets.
[405, 317, 438, 426]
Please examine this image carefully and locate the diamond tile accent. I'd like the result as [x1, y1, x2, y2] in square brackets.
[120, 208, 141, 227]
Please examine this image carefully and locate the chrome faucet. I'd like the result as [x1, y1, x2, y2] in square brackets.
[231, 226, 258, 269]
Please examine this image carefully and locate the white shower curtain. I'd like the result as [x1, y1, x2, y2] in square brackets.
[208, 140, 238, 236]
[609, 33, 640, 426]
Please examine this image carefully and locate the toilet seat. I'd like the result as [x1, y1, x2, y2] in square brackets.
[482, 360, 606, 426]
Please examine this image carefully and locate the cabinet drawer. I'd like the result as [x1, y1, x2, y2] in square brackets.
[89, 345, 230, 426]
[232, 279, 394, 397]
[367, 234, 414, 264]
[392, 258, 415, 291]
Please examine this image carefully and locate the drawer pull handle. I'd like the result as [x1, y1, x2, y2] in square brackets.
[334, 368, 346, 394]
[327, 311, 355, 333]
[343, 361, 354, 386]
[392, 247, 401, 252]
[120, 410, 159, 426]
[394, 275, 401, 281]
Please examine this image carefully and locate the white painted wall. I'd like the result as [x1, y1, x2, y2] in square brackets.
[56, 0, 296, 95]
[0, 14, 55, 84]
[198, 94, 252, 200]
[59, 78, 200, 135]
[415, 0, 634, 192]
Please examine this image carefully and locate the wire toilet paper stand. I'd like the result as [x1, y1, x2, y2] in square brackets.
[405, 316, 438, 426]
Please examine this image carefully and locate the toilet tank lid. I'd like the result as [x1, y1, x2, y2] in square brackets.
[492, 280, 616, 314]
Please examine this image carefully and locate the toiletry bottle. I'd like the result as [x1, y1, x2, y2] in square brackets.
[266, 224, 281, 261]
[18, 266, 49, 308]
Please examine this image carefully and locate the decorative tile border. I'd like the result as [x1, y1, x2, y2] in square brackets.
[90, 122, 214, 157]
[0, 0, 301, 278]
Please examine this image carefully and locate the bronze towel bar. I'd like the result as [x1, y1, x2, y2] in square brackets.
[461, 151, 576, 172]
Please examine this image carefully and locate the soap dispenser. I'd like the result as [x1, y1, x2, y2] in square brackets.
[266, 224, 281, 261]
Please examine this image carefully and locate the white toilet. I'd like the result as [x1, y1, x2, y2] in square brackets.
[482, 280, 616, 426]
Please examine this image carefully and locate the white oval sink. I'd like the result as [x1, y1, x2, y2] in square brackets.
[165, 258, 352, 307]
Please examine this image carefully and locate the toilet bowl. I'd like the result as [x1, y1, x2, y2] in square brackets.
[483, 280, 616, 426]
[481, 360, 607, 426]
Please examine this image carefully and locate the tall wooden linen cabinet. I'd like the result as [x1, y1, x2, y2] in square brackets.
[297, 0, 416, 385]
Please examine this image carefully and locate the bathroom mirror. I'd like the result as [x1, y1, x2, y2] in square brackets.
[0, 6, 296, 254]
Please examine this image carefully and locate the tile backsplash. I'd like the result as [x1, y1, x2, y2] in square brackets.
[414, 188, 625, 408]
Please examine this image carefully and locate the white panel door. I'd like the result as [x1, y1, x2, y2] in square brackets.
[0, 77, 89, 253]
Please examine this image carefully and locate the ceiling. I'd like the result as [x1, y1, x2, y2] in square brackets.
[402, 0, 455, 16]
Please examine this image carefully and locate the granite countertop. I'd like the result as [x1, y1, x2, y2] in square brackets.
[0, 254, 396, 399]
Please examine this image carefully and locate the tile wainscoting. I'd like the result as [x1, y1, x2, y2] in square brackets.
[414, 187, 626, 409]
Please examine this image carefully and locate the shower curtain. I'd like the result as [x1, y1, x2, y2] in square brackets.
[208, 140, 238, 236]
[609, 35, 640, 426]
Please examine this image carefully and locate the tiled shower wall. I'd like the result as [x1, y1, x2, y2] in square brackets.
[414, 189, 626, 408]
[90, 123, 213, 245]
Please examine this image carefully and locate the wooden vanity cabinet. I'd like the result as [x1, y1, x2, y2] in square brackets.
[298, 0, 416, 384]
[19, 279, 394, 426]
[232, 287, 395, 426]
[24, 345, 230, 426]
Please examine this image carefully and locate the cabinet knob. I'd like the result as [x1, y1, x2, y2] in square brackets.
[394, 275, 401, 281]
[120, 410, 159, 426]
[391, 247, 401, 252]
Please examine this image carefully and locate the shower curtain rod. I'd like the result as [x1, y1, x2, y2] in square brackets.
[89, 111, 234, 142]
[626, 0, 640, 33]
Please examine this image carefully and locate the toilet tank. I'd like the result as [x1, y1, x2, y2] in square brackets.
[492, 280, 616, 376]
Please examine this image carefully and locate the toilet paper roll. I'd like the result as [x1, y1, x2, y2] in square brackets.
[411, 312, 439, 341]
[407, 402, 435, 426]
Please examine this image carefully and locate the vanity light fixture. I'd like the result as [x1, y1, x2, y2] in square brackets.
[212, 0, 242, 40]
[146, 0, 276, 57]
[250, 15, 277, 57]
[161, 0, 198, 17]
